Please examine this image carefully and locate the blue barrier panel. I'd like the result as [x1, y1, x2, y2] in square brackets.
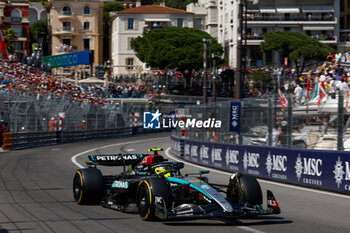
[171, 136, 350, 195]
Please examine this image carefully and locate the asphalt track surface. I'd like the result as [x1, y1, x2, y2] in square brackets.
[1, 133, 350, 233]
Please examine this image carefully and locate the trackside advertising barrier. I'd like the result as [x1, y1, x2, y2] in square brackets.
[171, 136, 350, 195]
[41, 50, 92, 68]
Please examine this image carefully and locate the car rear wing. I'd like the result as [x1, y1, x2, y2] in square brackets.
[87, 154, 143, 166]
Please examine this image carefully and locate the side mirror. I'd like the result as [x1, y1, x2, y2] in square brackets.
[200, 170, 209, 174]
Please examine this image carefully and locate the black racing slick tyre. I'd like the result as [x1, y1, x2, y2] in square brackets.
[137, 177, 172, 221]
[73, 168, 104, 205]
[239, 175, 262, 205]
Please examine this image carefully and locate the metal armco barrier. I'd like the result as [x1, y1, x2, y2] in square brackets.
[60, 128, 132, 143]
[1, 126, 169, 150]
[3, 132, 57, 150]
[171, 136, 350, 195]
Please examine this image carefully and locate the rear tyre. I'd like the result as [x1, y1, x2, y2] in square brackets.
[137, 177, 172, 221]
[73, 168, 104, 205]
[239, 175, 262, 205]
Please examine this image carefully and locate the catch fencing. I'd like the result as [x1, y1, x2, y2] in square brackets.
[0, 89, 127, 133]
[0, 89, 170, 149]
[171, 92, 350, 151]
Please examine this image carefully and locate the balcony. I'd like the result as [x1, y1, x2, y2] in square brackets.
[58, 11, 75, 20]
[55, 44, 77, 54]
[247, 15, 337, 25]
[52, 27, 79, 36]
[244, 34, 337, 46]
[143, 24, 166, 32]
[315, 36, 337, 44]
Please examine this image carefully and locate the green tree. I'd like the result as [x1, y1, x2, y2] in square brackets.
[141, 0, 160, 5]
[103, 2, 125, 61]
[131, 27, 223, 86]
[260, 31, 334, 77]
[165, 0, 197, 10]
[3, 28, 17, 53]
[141, 0, 198, 9]
[248, 68, 271, 92]
[30, 20, 48, 54]
[28, 0, 48, 5]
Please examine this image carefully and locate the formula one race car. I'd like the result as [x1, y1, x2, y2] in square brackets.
[73, 148, 280, 220]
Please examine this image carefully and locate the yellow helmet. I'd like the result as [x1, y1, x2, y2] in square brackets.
[155, 166, 171, 177]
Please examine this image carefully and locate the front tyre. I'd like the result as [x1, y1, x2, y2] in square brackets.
[239, 175, 262, 205]
[137, 180, 154, 221]
[73, 168, 104, 205]
[227, 173, 262, 205]
[137, 178, 172, 221]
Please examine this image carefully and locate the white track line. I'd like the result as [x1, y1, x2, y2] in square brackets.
[71, 136, 169, 168]
[165, 147, 350, 199]
[237, 226, 265, 233]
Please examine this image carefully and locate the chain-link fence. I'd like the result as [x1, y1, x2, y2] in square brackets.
[0, 90, 127, 133]
[172, 93, 350, 151]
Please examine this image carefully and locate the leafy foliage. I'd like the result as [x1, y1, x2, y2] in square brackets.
[248, 69, 271, 87]
[28, 0, 48, 5]
[29, 20, 48, 54]
[131, 27, 223, 72]
[30, 20, 47, 42]
[3, 28, 17, 53]
[103, 2, 125, 61]
[260, 31, 334, 77]
[165, 0, 198, 10]
[141, 0, 198, 10]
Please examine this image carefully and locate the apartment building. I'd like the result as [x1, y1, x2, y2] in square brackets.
[245, 0, 339, 67]
[0, 0, 30, 56]
[187, 0, 339, 68]
[187, 0, 217, 38]
[110, 4, 196, 76]
[46, 0, 103, 76]
[339, 0, 350, 51]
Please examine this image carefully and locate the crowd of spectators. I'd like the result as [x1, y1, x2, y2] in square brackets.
[1, 49, 349, 107]
[55, 44, 77, 53]
[0, 61, 153, 108]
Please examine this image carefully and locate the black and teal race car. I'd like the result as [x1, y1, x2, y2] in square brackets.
[73, 148, 280, 221]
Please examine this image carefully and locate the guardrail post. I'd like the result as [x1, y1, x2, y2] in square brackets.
[268, 98, 273, 146]
[180, 139, 184, 157]
[56, 130, 61, 144]
[338, 91, 344, 151]
[287, 95, 293, 148]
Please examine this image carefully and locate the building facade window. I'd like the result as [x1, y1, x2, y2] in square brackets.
[11, 26, 22, 37]
[83, 38, 90, 50]
[83, 6, 91, 15]
[177, 18, 183, 27]
[12, 41, 21, 51]
[195, 18, 202, 30]
[83, 21, 90, 30]
[127, 37, 135, 50]
[126, 58, 134, 70]
[127, 18, 134, 29]
[62, 38, 72, 46]
[62, 22, 71, 31]
[11, 9, 21, 23]
[62, 6, 72, 15]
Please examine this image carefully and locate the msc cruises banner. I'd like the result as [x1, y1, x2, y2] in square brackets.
[171, 136, 350, 195]
[229, 102, 241, 132]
